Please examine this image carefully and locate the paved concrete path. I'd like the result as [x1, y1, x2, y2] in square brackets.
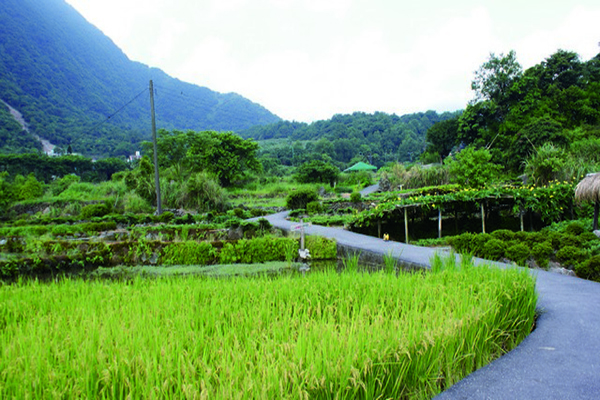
[360, 183, 380, 196]
[263, 211, 600, 399]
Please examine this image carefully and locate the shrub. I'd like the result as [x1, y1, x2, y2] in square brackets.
[286, 188, 318, 210]
[556, 245, 587, 268]
[560, 235, 583, 248]
[471, 233, 492, 256]
[158, 211, 175, 224]
[305, 236, 337, 259]
[250, 208, 269, 217]
[50, 174, 80, 196]
[524, 232, 546, 247]
[122, 192, 153, 214]
[233, 208, 250, 219]
[491, 229, 515, 242]
[240, 220, 260, 236]
[294, 160, 339, 186]
[257, 218, 272, 231]
[505, 243, 530, 266]
[564, 221, 586, 236]
[448, 233, 475, 254]
[580, 232, 599, 246]
[350, 192, 362, 204]
[288, 209, 306, 218]
[575, 255, 600, 282]
[445, 147, 501, 188]
[182, 171, 228, 212]
[306, 201, 323, 215]
[481, 239, 505, 260]
[80, 203, 111, 219]
[161, 241, 217, 265]
[218, 236, 298, 264]
[545, 231, 563, 250]
[531, 242, 553, 269]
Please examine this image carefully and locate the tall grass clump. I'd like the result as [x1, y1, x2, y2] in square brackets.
[383, 250, 398, 274]
[343, 251, 361, 272]
[0, 257, 536, 399]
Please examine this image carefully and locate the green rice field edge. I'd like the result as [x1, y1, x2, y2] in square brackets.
[0, 255, 537, 399]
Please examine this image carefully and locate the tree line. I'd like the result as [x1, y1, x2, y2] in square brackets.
[424, 49, 600, 173]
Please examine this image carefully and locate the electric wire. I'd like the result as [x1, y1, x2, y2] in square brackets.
[80, 87, 149, 137]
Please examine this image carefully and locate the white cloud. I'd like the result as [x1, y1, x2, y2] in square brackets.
[64, 0, 600, 123]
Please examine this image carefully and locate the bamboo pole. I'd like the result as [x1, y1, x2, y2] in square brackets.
[378, 220, 381, 239]
[404, 207, 409, 244]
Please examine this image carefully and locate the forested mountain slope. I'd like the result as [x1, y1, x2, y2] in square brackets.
[241, 110, 461, 166]
[0, 0, 280, 157]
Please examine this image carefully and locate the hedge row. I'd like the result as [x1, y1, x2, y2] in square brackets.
[447, 221, 600, 281]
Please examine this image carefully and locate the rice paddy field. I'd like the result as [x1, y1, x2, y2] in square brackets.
[0, 256, 537, 399]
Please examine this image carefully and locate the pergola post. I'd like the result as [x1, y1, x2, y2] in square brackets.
[438, 207, 442, 239]
[404, 207, 409, 244]
[520, 206, 524, 232]
[481, 203, 486, 234]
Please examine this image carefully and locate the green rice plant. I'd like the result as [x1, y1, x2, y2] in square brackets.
[383, 250, 398, 274]
[0, 257, 536, 399]
[343, 251, 361, 272]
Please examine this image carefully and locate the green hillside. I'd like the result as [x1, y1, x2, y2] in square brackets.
[241, 111, 461, 166]
[0, 0, 280, 157]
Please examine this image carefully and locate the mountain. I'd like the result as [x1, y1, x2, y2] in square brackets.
[0, 0, 280, 157]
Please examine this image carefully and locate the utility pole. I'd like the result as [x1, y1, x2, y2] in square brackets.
[149, 80, 162, 215]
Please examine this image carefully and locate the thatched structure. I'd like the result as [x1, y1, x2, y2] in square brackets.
[575, 173, 600, 230]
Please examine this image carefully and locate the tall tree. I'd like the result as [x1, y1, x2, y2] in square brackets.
[471, 50, 523, 107]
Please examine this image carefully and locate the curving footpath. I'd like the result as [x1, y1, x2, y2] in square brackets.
[263, 211, 600, 399]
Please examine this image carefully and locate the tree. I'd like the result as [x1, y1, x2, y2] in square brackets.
[142, 130, 261, 187]
[195, 131, 261, 186]
[425, 117, 460, 160]
[445, 146, 501, 188]
[471, 50, 523, 107]
[294, 160, 339, 186]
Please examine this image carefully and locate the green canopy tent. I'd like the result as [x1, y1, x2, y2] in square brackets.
[343, 162, 377, 172]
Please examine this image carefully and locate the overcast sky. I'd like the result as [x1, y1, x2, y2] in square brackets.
[65, 0, 600, 122]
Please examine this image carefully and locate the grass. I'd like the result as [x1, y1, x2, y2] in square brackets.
[0, 255, 537, 399]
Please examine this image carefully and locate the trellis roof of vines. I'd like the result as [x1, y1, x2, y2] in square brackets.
[352, 181, 576, 227]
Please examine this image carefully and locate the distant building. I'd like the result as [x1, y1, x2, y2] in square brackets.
[128, 151, 142, 162]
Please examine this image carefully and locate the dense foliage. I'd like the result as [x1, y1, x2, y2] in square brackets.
[0, 0, 279, 156]
[0, 153, 129, 183]
[447, 222, 600, 268]
[242, 111, 460, 167]
[424, 50, 600, 172]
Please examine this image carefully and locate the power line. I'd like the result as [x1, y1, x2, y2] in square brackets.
[80, 87, 149, 137]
